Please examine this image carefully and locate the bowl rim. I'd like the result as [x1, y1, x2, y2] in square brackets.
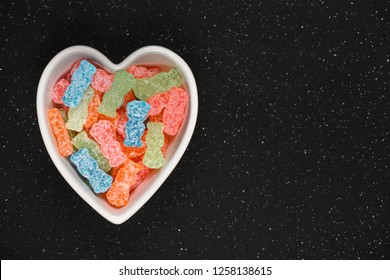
[36, 45, 198, 224]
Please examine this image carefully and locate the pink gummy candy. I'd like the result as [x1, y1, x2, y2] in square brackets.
[91, 69, 114, 93]
[163, 87, 188, 135]
[146, 92, 169, 116]
[90, 120, 127, 167]
[127, 65, 160, 79]
[52, 79, 69, 104]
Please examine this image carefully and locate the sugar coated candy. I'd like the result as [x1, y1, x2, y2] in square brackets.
[127, 65, 160, 79]
[98, 70, 135, 117]
[58, 108, 77, 139]
[66, 86, 94, 132]
[120, 129, 147, 159]
[84, 90, 102, 130]
[106, 159, 143, 207]
[133, 68, 182, 101]
[48, 59, 189, 208]
[52, 79, 69, 104]
[146, 92, 169, 116]
[163, 87, 188, 135]
[70, 148, 113, 193]
[91, 68, 114, 93]
[90, 120, 127, 167]
[116, 108, 127, 139]
[62, 60, 96, 108]
[143, 122, 166, 169]
[47, 108, 73, 156]
[124, 100, 150, 147]
[71, 131, 111, 173]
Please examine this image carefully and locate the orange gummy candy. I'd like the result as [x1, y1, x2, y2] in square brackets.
[106, 159, 143, 207]
[119, 129, 147, 159]
[122, 90, 136, 108]
[47, 108, 73, 156]
[84, 90, 102, 130]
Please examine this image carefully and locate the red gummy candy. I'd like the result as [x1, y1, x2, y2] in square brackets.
[163, 87, 188, 135]
[91, 68, 114, 93]
[127, 65, 160, 78]
[52, 79, 69, 105]
[147, 92, 169, 116]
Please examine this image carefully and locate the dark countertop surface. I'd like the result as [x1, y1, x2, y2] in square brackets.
[1, 0, 389, 259]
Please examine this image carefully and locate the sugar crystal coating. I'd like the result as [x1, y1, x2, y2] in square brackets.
[90, 120, 127, 167]
[142, 122, 166, 169]
[47, 108, 73, 156]
[106, 159, 143, 207]
[66, 86, 94, 132]
[127, 65, 160, 78]
[98, 70, 135, 117]
[147, 92, 169, 116]
[163, 87, 188, 135]
[71, 131, 111, 172]
[133, 68, 182, 101]
[70, 148, 113, 193]
[62, 60, 96, 107]
[84, 90, 102, 130]
[91, 68, 114, 93]
[52, 79, 69, 104]
[124, 100, 150, 147]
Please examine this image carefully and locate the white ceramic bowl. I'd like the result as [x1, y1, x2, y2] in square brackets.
[36, 45, 198, 224]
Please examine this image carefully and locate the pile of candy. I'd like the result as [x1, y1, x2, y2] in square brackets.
[48, 59, 188, 207]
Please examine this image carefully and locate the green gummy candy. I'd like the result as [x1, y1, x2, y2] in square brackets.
[133, 68, 182, 101]
[59, 108, 77, 139]
[143, 122, 166, 169]
[98, 70, 135, 117]
[71, 131, 111, 173]
[66, 86, 94, 132]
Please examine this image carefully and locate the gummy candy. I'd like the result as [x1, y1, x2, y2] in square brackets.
[70, 148, 113, 194]
[116, 108, 127, 139]
[47, 108, 73, 156]
[106, 159, 143, 207]
[90, 120, 127, 167]
[62, 60, 96, 108]
[142, 122, 166, 169]
[124, 101, 150, 147]
[120, 129, 147, 159]
[66, 86, 94, 132]
[48, 60, 189, 208]
[133, 163, 150, 188]
[71, 131, 111, 173]
[91, 68, 114, 93]
[98, 70, 135, 117]
[133, 68, 182, 101]
[122, 90, 136, 107]
[84, 90, 102, 130]
[98, 112, 119, 133]
[58, 108, 77, 139]
[52, 79, 69, 104]
[147, 92, 169, 116]
[163, 87, 188, 135]
[127, 65, 160, 79]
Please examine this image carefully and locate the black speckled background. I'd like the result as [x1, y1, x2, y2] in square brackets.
[1, 0, 389, 259]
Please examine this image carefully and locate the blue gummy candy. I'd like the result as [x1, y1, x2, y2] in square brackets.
[70, 148, 112, 193]
[62, 60, 97, 108]
[124, 100, 150, 147]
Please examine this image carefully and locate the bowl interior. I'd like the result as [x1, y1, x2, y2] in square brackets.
[37, 46, 197, 224]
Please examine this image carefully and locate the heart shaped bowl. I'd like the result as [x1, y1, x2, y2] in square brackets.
[36, 45, 198, 224]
